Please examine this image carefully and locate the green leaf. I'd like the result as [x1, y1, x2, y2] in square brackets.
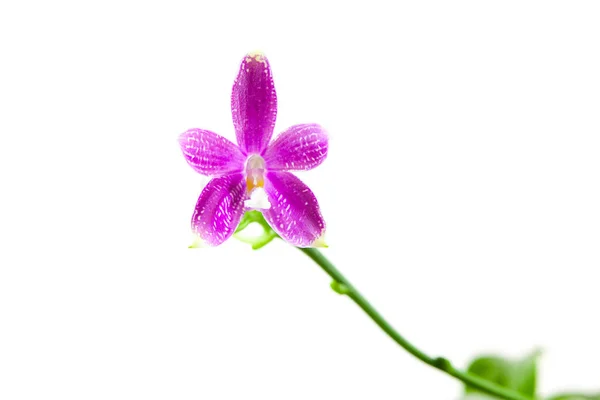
[547, 394, 600, 400]
[465, 356, 512, 394]
[465, 350, 540, 398]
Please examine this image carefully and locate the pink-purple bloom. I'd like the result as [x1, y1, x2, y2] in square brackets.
[179, 52, 328, 247]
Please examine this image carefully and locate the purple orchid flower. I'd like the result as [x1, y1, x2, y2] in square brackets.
[179, 52, 328, 248]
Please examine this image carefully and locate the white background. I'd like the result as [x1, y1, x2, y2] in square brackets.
[1, 1, 599, 399]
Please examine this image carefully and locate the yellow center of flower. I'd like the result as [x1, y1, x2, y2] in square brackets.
[244, 155, 271, 210]
[245, 154, 265, 192]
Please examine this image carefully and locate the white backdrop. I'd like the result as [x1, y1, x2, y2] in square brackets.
[1, 1, 599, 399]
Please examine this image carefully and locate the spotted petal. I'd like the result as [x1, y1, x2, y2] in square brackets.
[179, 128, 245, 176]
[231, 52, 277, 154]
[263, 124, 328, 171]
[191, 173, 246, 246]
[262, 171, 325, 247]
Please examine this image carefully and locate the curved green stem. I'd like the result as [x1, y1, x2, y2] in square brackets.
[299, 247, 533, 400]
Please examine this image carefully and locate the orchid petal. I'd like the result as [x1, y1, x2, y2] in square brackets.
[191, 173, 246, 246]
[262, 171, 325, 248]
[231, 52, 277, 154]
[263, 124, 328, 171]
[179, 129, 245, 176]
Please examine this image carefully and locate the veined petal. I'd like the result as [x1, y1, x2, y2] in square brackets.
[263, 124, 328, 171]
[179, 129, 245, 176]
[262, 171, 325, 248]
[191, 173, 246, 246]
[231, 52, 277, 154]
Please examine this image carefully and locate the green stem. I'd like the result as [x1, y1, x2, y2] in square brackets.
[299, 247, 533, 400]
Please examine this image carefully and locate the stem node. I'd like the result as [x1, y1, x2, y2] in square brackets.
[433, 357, 453, 372]
[330, 280, 350, 295]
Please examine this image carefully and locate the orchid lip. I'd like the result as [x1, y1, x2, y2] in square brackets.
[244, 187, 271, 210]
